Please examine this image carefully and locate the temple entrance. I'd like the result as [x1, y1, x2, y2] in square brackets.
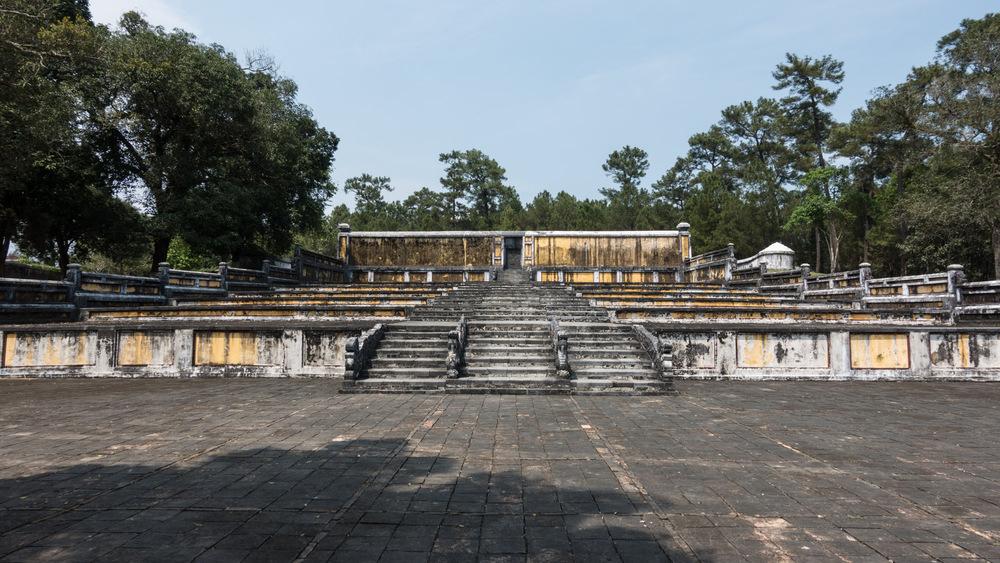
[503, 237, 522, 269]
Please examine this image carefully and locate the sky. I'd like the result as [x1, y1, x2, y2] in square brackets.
[88, 0, 998, 211]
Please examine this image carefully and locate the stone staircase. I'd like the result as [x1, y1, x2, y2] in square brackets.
[341, 270, 674, 395]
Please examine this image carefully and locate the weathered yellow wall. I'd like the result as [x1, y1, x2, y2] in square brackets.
[304, 332, 346, 367]
[532, 235, 681, 267]
[850, 333, 910, 369]
[118, 331, 175, 366]
[347, 236, 493, 267]
[737, 333, 829, 369]
[194, 331, 282, 366]
[3, 332, 93, 367]
[930, 333, 1000, 369]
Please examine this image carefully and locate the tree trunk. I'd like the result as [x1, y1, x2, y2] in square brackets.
[827, 219, 841, 273]
[896, 162, 908, 275]
[815, 226, 822, 272]
[151, 236, 170, 273]
[0, 219, 11, 278]
[57, 238, 70, 277]
[993, 222, 1000, 281]
[863, 213, 870, 264]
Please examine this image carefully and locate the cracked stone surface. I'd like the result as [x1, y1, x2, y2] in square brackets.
[1, 378, 999, 561]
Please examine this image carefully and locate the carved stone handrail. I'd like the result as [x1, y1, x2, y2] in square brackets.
[550, 318, 570, 379]
[632, 324, 672, 381]
[345, 323, 386, 381]
[446, 314, 468, 379]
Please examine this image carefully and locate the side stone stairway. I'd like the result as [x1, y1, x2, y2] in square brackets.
[341, 270, 675, 395]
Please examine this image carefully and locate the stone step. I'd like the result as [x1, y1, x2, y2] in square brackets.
[466, 354, 553, 366]
[569, 355, 655, 372]
[341, 378, 446, 393]
[363, 366, 447, 379]
[464, 365, 557, 377]
[570, 378, 673, 395]
[379, 337, 448, 348]
[568, 349, 646, 359]
[373, 348, 447, 359]
[445, 377, 571, 394]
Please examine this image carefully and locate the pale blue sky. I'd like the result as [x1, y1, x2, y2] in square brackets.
[89, 1, 997, 210]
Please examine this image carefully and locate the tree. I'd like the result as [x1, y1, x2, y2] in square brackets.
[522, 190, 554, 230]
[85, 13, 337, 269]
[438, 149, 511, 229]
[773, 53, 845, 270]
[0, 0, 99, 274]
[653, 99, 798, 257]
[600, 145, 651, 230]
[830, 76, 933, 274]
[783, 166, 854, 271]
[344, 174, 394, 231]
[402, 188, 448, 231]
[915, 14, 1000, 278]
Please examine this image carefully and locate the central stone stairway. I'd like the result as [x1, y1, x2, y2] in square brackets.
[341, 270, 675, 395]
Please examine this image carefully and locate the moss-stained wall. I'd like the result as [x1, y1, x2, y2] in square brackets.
[345, 235, 494, 267]
[532, 234, 683, 267]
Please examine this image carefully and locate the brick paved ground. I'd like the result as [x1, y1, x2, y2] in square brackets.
[1, 379, 999, 562]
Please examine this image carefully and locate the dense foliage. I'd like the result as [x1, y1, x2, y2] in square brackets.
[2, 0, 336, 274]
[323, 14, 1000, 280]
[5, 3, 999, 279]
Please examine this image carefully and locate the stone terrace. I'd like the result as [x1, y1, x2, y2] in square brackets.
[2, 379, 999, 561]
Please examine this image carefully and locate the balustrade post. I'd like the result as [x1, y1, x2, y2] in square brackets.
[344, 337, 359, 381]
[556, 331, 570, 379]
[446, 314, 467, 379]
[859, 263, 872, 297]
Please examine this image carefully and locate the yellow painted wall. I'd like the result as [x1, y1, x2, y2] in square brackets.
[117, 331, 175, 366]
[930, 333, 1000, 369]
[194, 331, 282, 366]
[532, 235, 682, 267]
[347, 236, 493, 267]
[850, 333, 910, 369]
[3, 332, 93, 367]
[736, 333, 829, 369]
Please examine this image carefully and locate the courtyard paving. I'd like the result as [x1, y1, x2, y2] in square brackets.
[1, 378, 999, 562]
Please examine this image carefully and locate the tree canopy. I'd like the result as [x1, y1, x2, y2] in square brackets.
[2, 1, 337, 273]
[6, 5, 1000, 281]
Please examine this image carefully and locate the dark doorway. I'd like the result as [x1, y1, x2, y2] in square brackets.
[503, 237, 522, 270]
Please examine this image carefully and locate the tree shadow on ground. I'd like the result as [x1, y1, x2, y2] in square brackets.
[0, 436, 701, 562]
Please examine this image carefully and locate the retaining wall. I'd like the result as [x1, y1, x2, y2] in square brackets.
[0, 326, 363, 378]
[650, 325, 1000, 381]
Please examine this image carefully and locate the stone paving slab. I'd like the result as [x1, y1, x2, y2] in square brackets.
[1, 378, 999, 561]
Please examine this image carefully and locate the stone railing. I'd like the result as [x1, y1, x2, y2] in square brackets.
[632, 324, 672, 381]
[446, 314, 468, 379]
[219, 263, 270, 292]
[0, 246, 347, 322]
[345, 323, 387, 381]
[863, 266, 965, 310]
[550, 318, 570, 379]
[958, 280, 1000, 305]
[0, 278, 77, 322]
[297, 245, 346, 283]
[802, 265, 870, 301]
[157, 263, 227, 299]
[684, 244, 735, 283]
[729, 262, 768, 288]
